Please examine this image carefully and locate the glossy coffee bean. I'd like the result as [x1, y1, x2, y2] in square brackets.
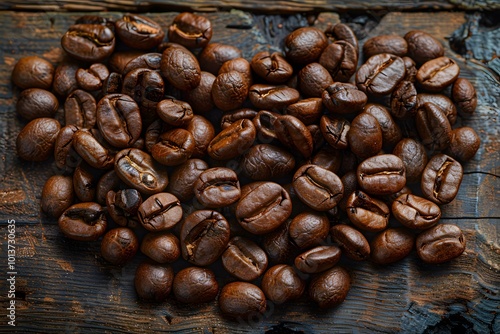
[445, 127, 481, 162]
[74, 15, 115, 29]
[61, 24, 115, 62]
[222, 236, 268, 281]
[404, 30, 444, 65]
[114, 148, 169, 195]
[309, 266, 350, 308]
[392, 138, 428, 183]
[12, 56, 54, 90]
[417, 56, 460, 92]
[101, 71, 122, 97]
[182, 71, 216, 114]
[253, 110, 279, 141]
[330, 224, 370, 261]
[322, 82, 367, 114]
[219, 58, 252, 86]
[64, 90, 97, 129]
[156, 98, 193, 127]
[221, 108, 258, 129]
[72, 129, 114, 169]
[134, 261, 174, 302]
[121, 68, 164, 118]
[219, 282, 266, 319]
[115, 14, 164, 50]
[53, 59, 80, 97]
[137, 192, 182, 232]
[390, 81, 417, 119]
[421, 154, 463, 205]
[72, 162, 101, 202]
[357, 154, 406, 195]
[298, 63, 334, 98]
[325, 23, 359, 53]
[347, 113, 383, 159]
[58, 202, 107, 241]
[151, 128, 195, 166]
[295, 245, 341, 274]
[346, 190, 390, 232]
[16, 88, 58, 120]
[370, 228, 415, 264]
[363, 35, 408, 59]
[319, 40, 358, 82]
[168, 12, 212, 49]
[122, 53, 162, 75]
[140, 231, 180, 264]
[198, 42, 242, 75]
[274, 115, 313, 158]
[416, 102, 452, 152]
[173, 267, 219, 304]
[416, 93, 457, 125]
[284, 27, 328, 65]
[161, 44, 201, 91]
[284, 98, 323, 125]
[289, 211, 330, 249]
[249, 84, 300, 110]
[186, 115, 216, 158]
[194, 168, 241, 208]
[310, 145, 342, 174]
[180, 210, 230, 266]
[452, 78, 477, 115]
[261, 264, 305, 304]
[106, 188, 142, 227]
[208, 119, 256, 160]
[95, 170, 121, 205]
[76, 63, 109, 91]
[251, 51, 293, 83]
[356, 53, 406, 96]
[166, 159, 209, 202]
[212, 70, 249, 111]
[100, 227, 139, 265]
[364, 103, 402, 147]
[392, 194, 441, 230]
[41, 175, 74, 218]
[236, 182, 292, 235]
[338, 172, 358, 212]
[16, 118, 61, 162]
[319, 116, 350, 150]
[416, 224, 466, 264]
[242, 144, 295, 181]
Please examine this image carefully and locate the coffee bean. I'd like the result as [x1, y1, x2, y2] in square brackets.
[58, 202, 107, 241]
[12, 56, 54, 90]
[364, 103, 402, 147]
[445, 127, 481, 162]
[322, 82, 367, 114]
[173, 267, 219, 303]
[72, 129, 114, 169]
[65, 90, 97, 129]
[122, 53, 162, 75]
[53, 59, 80, 97]
[289, 211, 330, 249]
[115, 14, 164, 50]
[251, 51, 293, 83]
[416, 93, 457, 125]
[357, 154, 406, 195]
[417, 56, 460, 92]
[261, 264, 305, 304]
[41, 175, 74, 218]
[253, 110, 279, 141]
[298, 63, 334, 98]
[61, 24, 115, 62]
[330, 224, 370, 261]
[392, 194, 441, 230]
[208, 119, 256, 161]
[261, 219, 298, 265]
[194, 167, 241, 208]
[415, 102, 452, 152]
[274, 115, 314, 158]
[363, 35, 408, 59]
[347, 113, 383, 159]
[140, 231, 181, 264]
[356, 53, 406, 96]
[199, 43, 242, 75]
[151, 128, 195, 166]
[295, 245, 342, 274]
[324, 23, 359, 53]
[219, 282, 266, 319]
[106, 188, 142, 227]
[284, 98, 323, 125]
[416, 224, 466, 264]
[76, 63, 109, 91]
[166, 159, 209, 202]
[16, 88, 58, 120]
[390, 80, 417, 119]
[284, 27, 328, 65]
[182, 71, 216, 114]
[346, 190, 390, 232]
[249, 84, 300, 110]
[370, 228, 415, 264]
[222, 236, 268, 281]
[134, 261, 173, 302]
[452, 78, 477, 115]
[137, 192, 182, 231]
[161, 44, 201, 91]
[168, 12, 213, 49]
[392, 138, 428, 183]
[404, 30, 444, 65]
[319, 41, 358, 82]
[421, 154, 463, 205]
[212, 70, 249, 111]
[16, 118, 61, 162]
[100, 227, 139, 265]
[309, 266, 350, 308]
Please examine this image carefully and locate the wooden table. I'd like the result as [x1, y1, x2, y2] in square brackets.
[0, 2, 499, 333]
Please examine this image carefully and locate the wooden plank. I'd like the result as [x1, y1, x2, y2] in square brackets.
[0, 9, 499, 333]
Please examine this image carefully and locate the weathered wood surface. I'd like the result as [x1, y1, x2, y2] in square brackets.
[0, 9, 499, 334]
[1, 0, 499, 12]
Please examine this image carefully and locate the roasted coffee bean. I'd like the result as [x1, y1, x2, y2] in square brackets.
[251, 51, 293, 83]
[182, 71, 216, 114]
[76, 63, 109, 91]
[53, 59, 80, 97]
[96, 170, 121, 205]
[180, 210, 230, 266]
[173, 267, 219, 303]
[445, 127, 481, 162]
[415, 102, 452, 152]
[168, 12, 213, 49]
[319, 41, 358, 82]
[156, 99, 193, 127]
[115, 14, 164, 50]
[284, 98, 323, 125]
[402, 56, 418, 82]
[404, 30, 444, 65]
[322, 82, 367, 114]
[106, 188, 142, 227]
[54, 125, 81, 171]
[356, 53, 406, 96]
[194, 167, 241, 208]
[137, 192, 182, 231]
[298, 63, 334, 98]
[319, 116, 350, 150]
[370, 228, 415, 265]
[219, 58, 253, 86]
[121, 68, 164, 116]
[16, 88, 58, 120]
[65, 90, 97, 129]
[364, 104, 402, 147]
[384, 185, 413, 205]
[212, 70, 249, 111]
[284, 27, 328, 65]
[249, 84, 300, 110]
[392, 194, 441, 230]
[452, 78, 477, 115]
[122, 53, 162, 75]
[114, 148, 169, 195]
[417, 56, 460, 92]
[325, 23, 359, 53]
[416, 224, 466, 264]
[58, 202, 107, 241]
[346, 190, 390, 232]
[339, 172, 358, 211]
[308, 123, 324, 153]
[295, 245, 341, 274]
[73, 162, 101, 202]
[261, 264, 305, 304]
[41, 175, 74, 218]
[274, 115, 314, 158]
[310, 145, 342, 174]
[208, 119, 256, 160]
[222, 237, 268, 281]
[417, 93, 457, 125]
[72, 129, 114, 169]
[151, 128, 195, 166]
[219, 282, 266, 319]
[421, 154, 463, 205]
[363, 35, 408, 59]
[236, 182, 292, 235]
[309, 266, 350, 308]
[357, 154, 406, 195]
[166, 159, 209, 202]
[12, 56, 54, 90]
[253, 110, 279, 141]
[347, 113, 383, 159]
[199, 43, 242, 75]
[262, 219, 298, 265]
[330, 224, 370, 261]
[61, 24, 115, 62]
[186, 115, 215, 158]
[390, 81, 417, 119]
[134, 261, 173, 302]
[289, 211, 330, 249]
[292, 164, 343, 211]
[221, 108, 258, 129]
[141, 231, 180, 263]
[161, 44, 201, 91]
[16, 118, 61, 162]
[98, 72, 123, 97]
[100, 227, 139, 265]
[392, 138, 428, 183]
[242, 144, 295, 181]
[144, 119, 170, 153]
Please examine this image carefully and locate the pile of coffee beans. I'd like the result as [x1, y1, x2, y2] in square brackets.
[13, 12, 480, 319]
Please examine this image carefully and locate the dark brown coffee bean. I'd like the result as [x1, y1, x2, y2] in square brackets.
[319, 116, 350, 150]
[219, 58, 253, 86]
[357, 154, 406, 195]
[363, 35, 408, 59]
[173, 267, 219, 304]
[416, 224, 466, 264]
[325, 23, 359, 53]
[236, 182, 292, 235]
[182, 71, 216, 114]
[364, 104, 402, 147]
[54, 125, 81, 171]
[140, 231, 180, 264]
[310, 145, 342, 174]
[168, 12, 213, 49]
[64, 90, 97, 129]
[346, 190, 390, 232]
[16, 88, 58, 120]
[166, 159, 209, 202]
[417, 56, 460, 92]
[137, 192, 182, 231]
[161, 44, 201, 91]
[309, 266, 350, 308]
[452, 78, 477, 115]
[402, 56, 418, 82]
[416, 102, 452, 152]
[390, 80, 417, 119]
[73, 162, 101, 202]
[404, 30, 444, 65]
[392, 138, 428, 183]
[251, 51, 293, 83]
[392, 194, 441, 230]
[330, 224, 370, 261]
[106, 188, 142, 227]
[417, 93, 457, 125]
[134, 261, 173, 302]
[284, 98, 323, 125]
[121, 68, 164, 120]
[221, 108, 258, 129]
[261, 219, 298, 265]
[347, 113, 383, 159]
[186, 115, 216, 158]
[219, 282, 266, 319]
[295, 245, 341, 274]
[151, 128, 195, 166]
[222, 237, 268, 281]
[199, 43, 242, 75]
[212, 70, 249, 111]
[261, 264, 305, 304]
[61, 24, 115, 62]
[53, 59, 80, 97]
[274, 115, 314, 158]
[193, 168, 241, 208]
[41, 175, 74, 218]
[115, 14, 164, 50]
[253, 110, 279, 141]
[284, 27, 328, 65]
[72, 130, 114, 169]
[249, 84, 300, 110]
[12, 56, 54, 90]
[16, 118, 60, 162]
[322, 82, 367, 114]
[319, 41, 358, 82]
[96, 170, 121, 205]
[289, 211, 330, 249]
[122, 53, 162, 75]
[180, 210, 230, 266]
[242, 144, 295, 181]
[100, 227, 139, 265]
[208, 119, 256, 161]
[356, 53, 406, 96]
[370, 228, 415, 264]
[339, 172, 358, 212]
[298, 63, 334, 98]
[58, 202, 107, 241]
[445, 127, 481, 162]
[421, 154, 463, 205]
[76, 63, 109, 91]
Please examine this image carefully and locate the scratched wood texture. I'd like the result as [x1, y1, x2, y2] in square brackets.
[0, 9, 499, 334]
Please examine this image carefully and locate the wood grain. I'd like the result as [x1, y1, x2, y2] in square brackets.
[0, 9, 499, 334]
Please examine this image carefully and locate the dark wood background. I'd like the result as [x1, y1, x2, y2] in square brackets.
[0, 1, 499, 333]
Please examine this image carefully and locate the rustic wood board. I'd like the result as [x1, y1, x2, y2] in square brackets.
[0, 9, 499, 334]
